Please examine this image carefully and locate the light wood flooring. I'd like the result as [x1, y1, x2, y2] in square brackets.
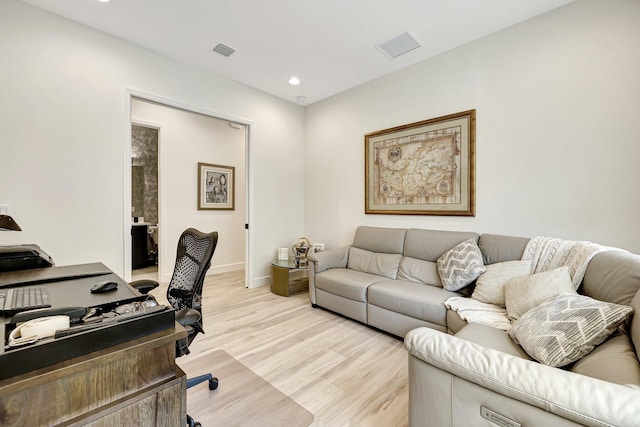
[149, 270, 409, 427]
[131, 265, 158, 282]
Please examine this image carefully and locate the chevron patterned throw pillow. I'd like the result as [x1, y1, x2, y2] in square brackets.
[437, 239, 486, 291]
[508, 293, 633, 367]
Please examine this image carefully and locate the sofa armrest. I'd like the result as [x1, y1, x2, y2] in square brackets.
[307, 246, 349, 306]
[308, 246, 349, 273]
[405, 327, 640, 427]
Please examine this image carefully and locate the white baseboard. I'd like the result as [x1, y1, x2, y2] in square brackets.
[250, 275, 270, 289]
[207, 262, 245, 275]
[161, 262, 245, 283]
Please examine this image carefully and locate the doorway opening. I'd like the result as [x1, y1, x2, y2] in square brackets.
[124, 90, 253, 287]
[131, 122, 160, 282]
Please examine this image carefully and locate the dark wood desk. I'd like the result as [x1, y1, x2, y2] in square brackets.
[0, 262, 112, 288]
[0, 264, 187, 426]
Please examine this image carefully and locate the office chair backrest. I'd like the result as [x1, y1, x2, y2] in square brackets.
[166, 229, 218, 321]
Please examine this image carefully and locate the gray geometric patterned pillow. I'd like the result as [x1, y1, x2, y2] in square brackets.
[508, 293, 633, 367]
[437, 239, 486, 291]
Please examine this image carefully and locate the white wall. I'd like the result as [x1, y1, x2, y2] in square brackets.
[304, 0, 640, 254]
[0, 1, 305, 286]
[131, 99, 246, 282]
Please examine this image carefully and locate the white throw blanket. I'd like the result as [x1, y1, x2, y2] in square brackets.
[444, 297, 512, 331]
[522, 236, 614, 289]
[445, 236, 617, 330]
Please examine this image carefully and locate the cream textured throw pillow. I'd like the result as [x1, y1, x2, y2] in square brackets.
[508, 293, 633, 367]
[437, 239, 486, 291]
[504, 266, 575, 320]
[471, 260, 532, 306]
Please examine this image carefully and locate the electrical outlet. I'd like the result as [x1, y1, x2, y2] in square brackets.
[0, 205, 9, 215]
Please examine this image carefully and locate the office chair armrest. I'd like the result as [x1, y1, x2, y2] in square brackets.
[175, 308, 201, 327]
[130, 279, 160, 294]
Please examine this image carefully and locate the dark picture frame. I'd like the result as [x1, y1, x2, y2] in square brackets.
[198, 162, 235, 210]
[365, 109, 476, 216]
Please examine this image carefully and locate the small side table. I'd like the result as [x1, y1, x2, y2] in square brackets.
[270, 259, 309, 297]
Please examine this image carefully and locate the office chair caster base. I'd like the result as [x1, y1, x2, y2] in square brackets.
[187, 373, 219, 390]
[209, 376, 219, 390]
[186, 415, 201, 427]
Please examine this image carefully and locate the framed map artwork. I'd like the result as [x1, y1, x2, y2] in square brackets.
[365, 110, 475, 216]
[198, 162, 235, 210]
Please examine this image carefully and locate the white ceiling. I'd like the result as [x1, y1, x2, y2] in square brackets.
[20, 0, 574, 106]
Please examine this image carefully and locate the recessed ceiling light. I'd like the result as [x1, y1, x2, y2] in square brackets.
[288, 77, 300, 86]
[97, 0, 109, 3]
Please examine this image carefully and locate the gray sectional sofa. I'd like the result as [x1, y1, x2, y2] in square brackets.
[308, 226, 640, 427]
[309, 226, 480, 337]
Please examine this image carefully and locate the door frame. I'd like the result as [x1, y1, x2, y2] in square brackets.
[122, 88, 254, 287]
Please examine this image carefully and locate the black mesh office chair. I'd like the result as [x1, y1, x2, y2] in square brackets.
[131, 228, 219, 427]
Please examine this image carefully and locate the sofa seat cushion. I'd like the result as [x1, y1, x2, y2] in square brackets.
[455, 323, 533, 360]
[315, 268, 386, 302]
[368, 280, 459, 326]
[570, 330, 640, 386]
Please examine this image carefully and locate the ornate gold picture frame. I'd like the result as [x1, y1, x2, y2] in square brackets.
[365, 109, 475, 216]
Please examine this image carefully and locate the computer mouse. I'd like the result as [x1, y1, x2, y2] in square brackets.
[90, 280, 118, 293]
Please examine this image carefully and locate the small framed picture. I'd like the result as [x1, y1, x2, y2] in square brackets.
[198, 162, 235, 210]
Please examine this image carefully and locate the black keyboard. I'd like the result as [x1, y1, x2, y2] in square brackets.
[0, 287, 51, 316]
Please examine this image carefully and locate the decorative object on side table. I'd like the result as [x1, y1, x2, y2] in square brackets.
[291, 237, 312, 266]
[278, 247, 289, 261]
[364, 109, 476, 216]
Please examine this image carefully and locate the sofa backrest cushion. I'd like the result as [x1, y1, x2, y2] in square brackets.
[397, 256, 442, 287]
[631, 292, 640, 361]
[347, 247, 402, 279]
[582, 250, 640, 306]
[404, 229, 479, 261]
[582, 250, 640, 361]
[352, 226, 406, 254]
[478, 234, 529, 265]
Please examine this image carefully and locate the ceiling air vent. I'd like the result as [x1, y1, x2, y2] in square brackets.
[212, 43, 236, 58]
[376, 30, 422, 60]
